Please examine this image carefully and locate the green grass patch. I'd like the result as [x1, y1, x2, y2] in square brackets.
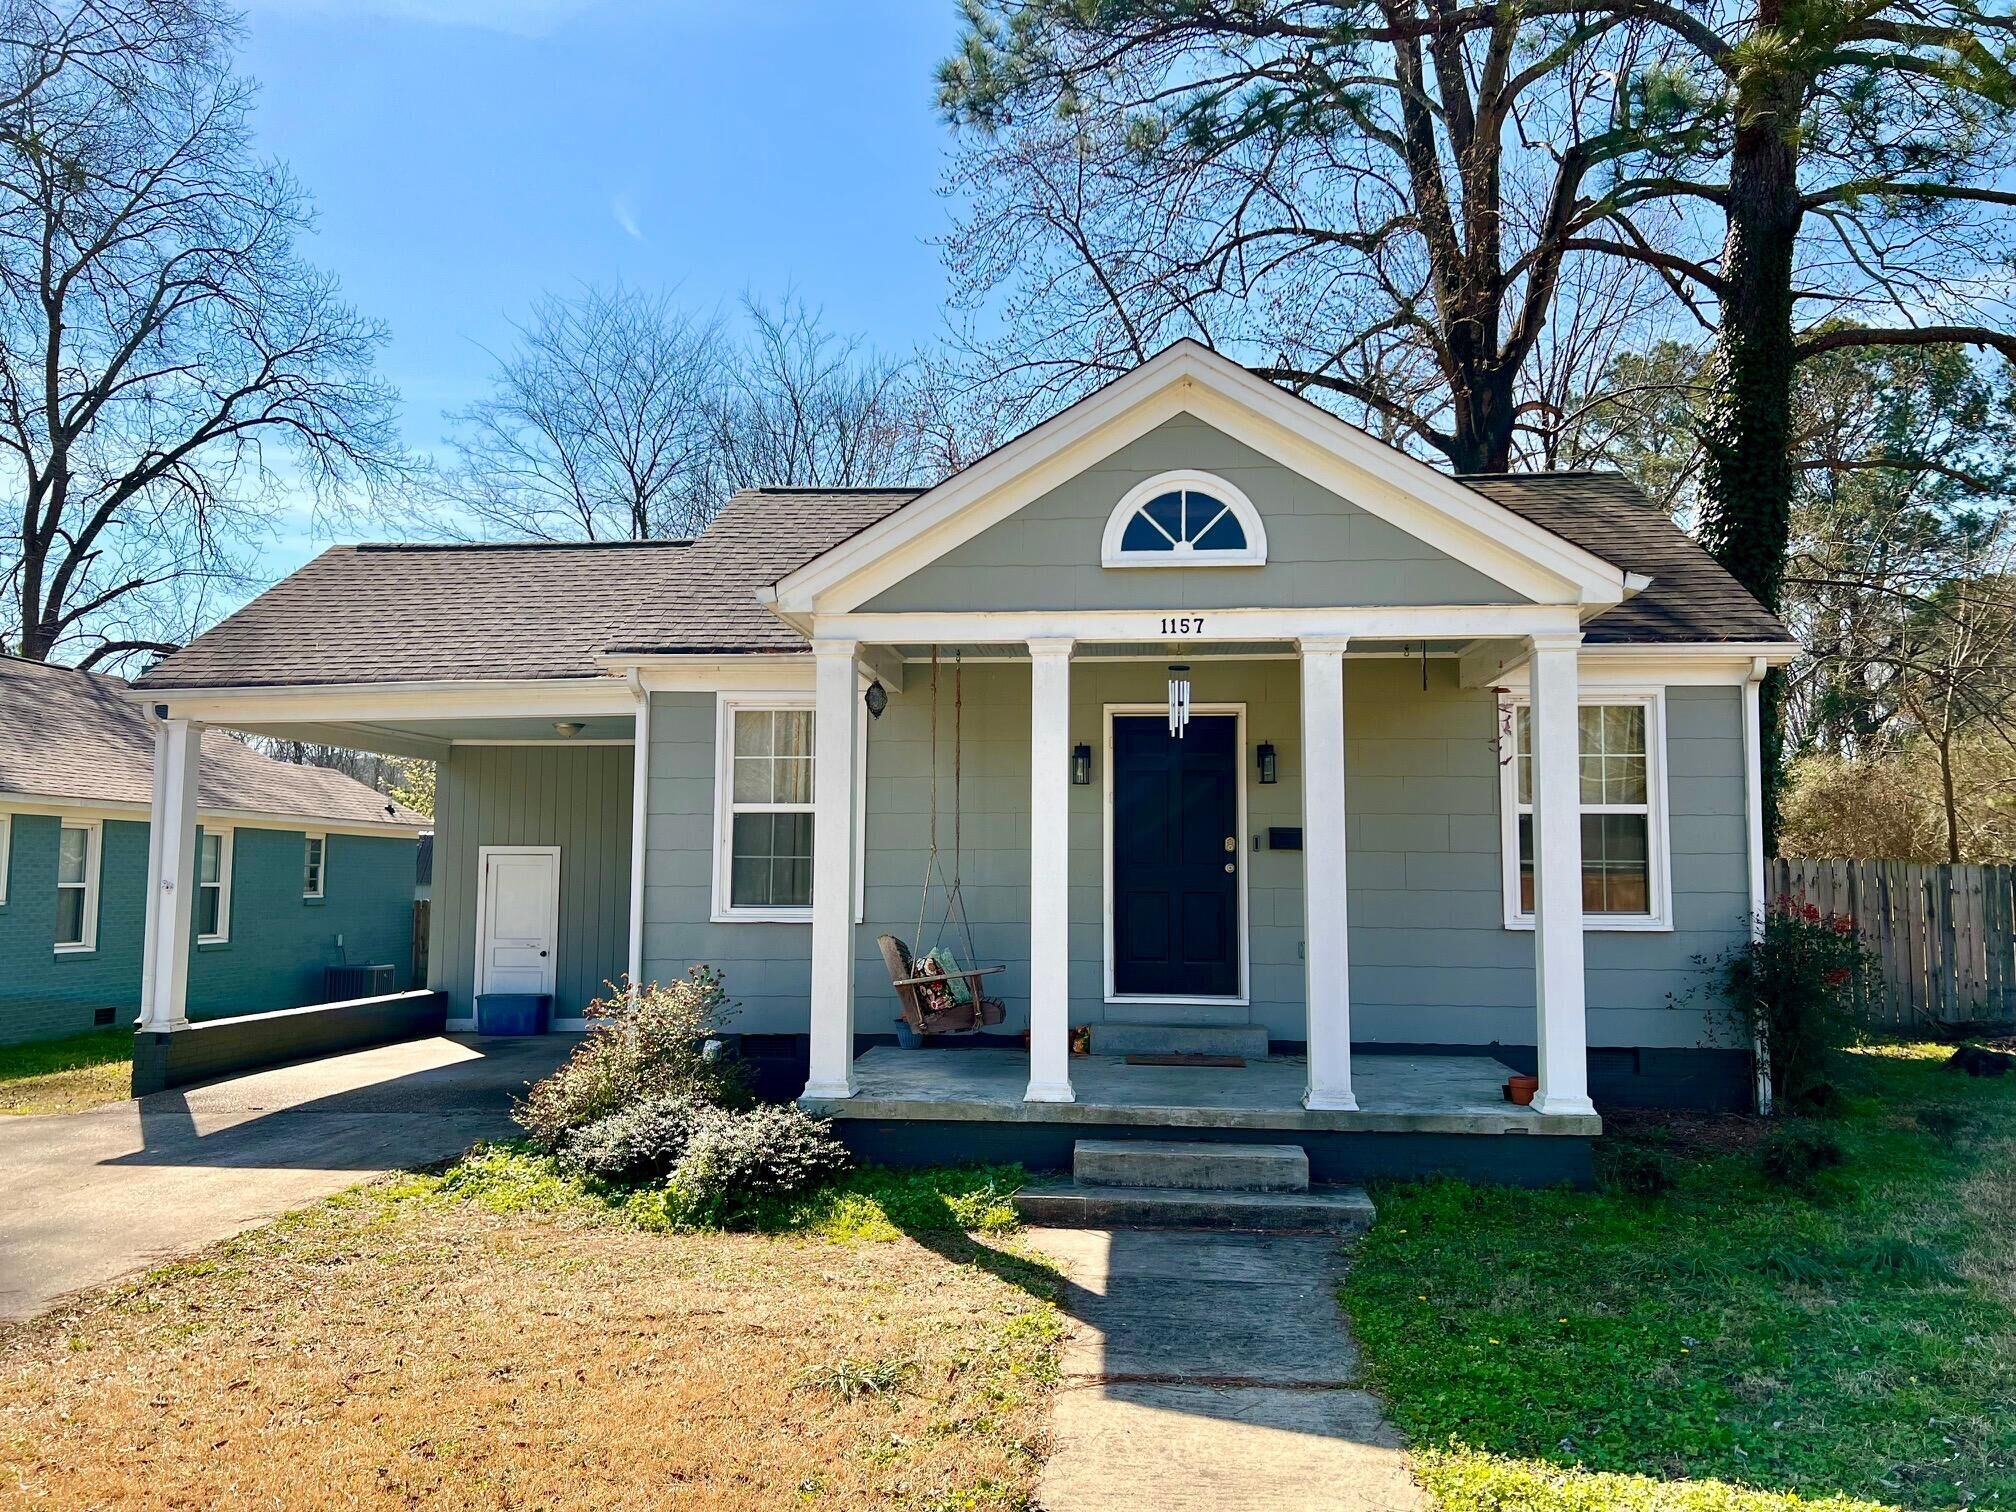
[0, 1027, 132, 1114]
[415, 1141, 1026, 1242]
[1345, 1045, 2016, 1512]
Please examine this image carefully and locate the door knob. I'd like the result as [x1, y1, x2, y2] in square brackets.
[1224, 862, 1235, 874]
[539, 949, 548, 957]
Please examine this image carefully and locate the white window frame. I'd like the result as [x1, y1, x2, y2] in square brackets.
[1498, 688, 1672, 933]
[1100, 469, 1268, 568]
[196, 825, 233, 944]
[709, 691, 867, 925]
[0, 811, 11, 905]
[303, 831, 326, 899]
[54, 818, 101, 954]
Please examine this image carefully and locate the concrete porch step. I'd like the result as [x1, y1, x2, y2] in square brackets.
[1015, 1180, 1374, 1234]
[1088, 1023, 1270, 1058]
[1075, 1139, 1309, 1192]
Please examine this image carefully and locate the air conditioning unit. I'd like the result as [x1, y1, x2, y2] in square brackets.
[325, 963, 396, 1001]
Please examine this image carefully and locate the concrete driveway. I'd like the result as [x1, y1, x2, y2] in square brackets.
[0, 1033, 579, 1323]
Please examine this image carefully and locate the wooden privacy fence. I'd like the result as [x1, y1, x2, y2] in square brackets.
[1770, 859, 2016, 1027]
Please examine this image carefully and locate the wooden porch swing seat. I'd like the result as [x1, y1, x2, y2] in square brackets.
[879, 934, 1007, 1036]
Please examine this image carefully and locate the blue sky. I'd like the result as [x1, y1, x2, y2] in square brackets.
[239, 0, 965, 569]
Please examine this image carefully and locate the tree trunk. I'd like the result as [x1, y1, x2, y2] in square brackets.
[1445, 359, 1519, 473]
[1697, 65, 1804, 848]
[1936, 731, 1962, 863]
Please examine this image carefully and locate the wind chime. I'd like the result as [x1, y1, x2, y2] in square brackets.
[1167, 663, 1193, 737]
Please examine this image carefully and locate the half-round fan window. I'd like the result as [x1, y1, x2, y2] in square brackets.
[1101, 471, 1267, 567]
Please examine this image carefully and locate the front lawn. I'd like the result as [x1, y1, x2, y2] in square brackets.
[0, 1157, 1059, 1510]
[1346, 1042, 2016, 1512]
[0, 1027, 131, 1114]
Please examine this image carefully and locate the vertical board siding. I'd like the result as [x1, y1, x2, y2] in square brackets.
[1772, 857, 2016, 1025]
[430, 743, 633, 1021]
[636, 666, 1751, 1052]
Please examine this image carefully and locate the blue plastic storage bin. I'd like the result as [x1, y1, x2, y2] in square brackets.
[475, 993, 552, 1035]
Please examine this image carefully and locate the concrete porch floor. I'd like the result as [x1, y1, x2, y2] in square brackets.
[804, 1047, 1602, 1137]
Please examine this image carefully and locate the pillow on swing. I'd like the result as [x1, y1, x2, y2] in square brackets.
[926, 947, 974, 1005]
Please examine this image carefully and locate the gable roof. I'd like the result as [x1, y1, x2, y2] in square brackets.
[765, 340, 1650, 616]
[0, 655, 426, 826]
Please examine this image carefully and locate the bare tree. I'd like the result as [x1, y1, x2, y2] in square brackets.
[0, 2, 403, 667]
[427, 283, 724, 543]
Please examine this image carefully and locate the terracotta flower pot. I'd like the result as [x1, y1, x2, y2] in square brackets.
[1504, 1074, 1539, 1106]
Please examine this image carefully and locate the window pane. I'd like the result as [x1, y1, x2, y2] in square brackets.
[773, 756, 813, 804]
[1605, 754, 1648, 804]
[773, 710, 812, 758]
[1142, 491, 1184, 541]
[729, 812, 814, 909]
[733, 709, 772, 757]
[56, 887, 84, 945]
[729, 854, 770, 908]
[1581, 813, 1650, 914]
[1121, 509, 1176, 552]
[197, 886, 220, 937]
[58, 827, 87, 884]
[1517, 814, 1534, 912]
[1577, 703, 1604, 754]
[732, 755, 773, 804]
[1579, 754, 1604, 804]
[1604, 704, 1646, 755]
[770, 856, 812, 907]
[199, 833, 220, 885]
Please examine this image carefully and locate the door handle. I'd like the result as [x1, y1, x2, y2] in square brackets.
[539, 949, 549, 957]
[1224, 862, 1235, 874]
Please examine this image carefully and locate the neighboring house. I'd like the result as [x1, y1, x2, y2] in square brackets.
[130, 343, 1799, 1175]
[0, 655, 429, 1046]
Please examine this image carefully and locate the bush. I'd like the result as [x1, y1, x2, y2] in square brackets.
[666, 1103, 852, 1228]
[560, 1092, 720, 1183]
[1759, 1124, 1845, 1188]
[1720, 899, 1873, 1107]
[514, 969, 744, 1151]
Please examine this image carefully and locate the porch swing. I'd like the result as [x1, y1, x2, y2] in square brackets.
[878, 647, 1009, 1038]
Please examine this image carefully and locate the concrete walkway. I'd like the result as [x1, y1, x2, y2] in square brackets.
[1024, 1227, 1424, 1512]
[0, 1033, 577, 1322]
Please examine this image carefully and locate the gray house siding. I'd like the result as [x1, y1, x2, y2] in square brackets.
[632, 663, 1749, 1057]
[430, 743, 632, 1023]
[0, 811, 416, 1046]
[860, 415, 1532, 614]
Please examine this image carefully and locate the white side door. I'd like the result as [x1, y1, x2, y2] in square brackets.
[476, 847, 559, 998]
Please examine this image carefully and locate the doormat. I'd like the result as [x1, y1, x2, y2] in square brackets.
[1124, 1053, 1246, 1068]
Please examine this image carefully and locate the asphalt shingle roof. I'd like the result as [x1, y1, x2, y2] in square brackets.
[134, 472, 1787, 692]
[0, 655, 427, 825]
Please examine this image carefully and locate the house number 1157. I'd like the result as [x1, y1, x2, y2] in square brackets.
[1159, 616, 1205, 635]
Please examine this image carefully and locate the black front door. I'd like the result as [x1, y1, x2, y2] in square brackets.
[1111, 713, 1240, 997]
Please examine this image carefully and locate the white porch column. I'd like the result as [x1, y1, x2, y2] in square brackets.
[1025, 636, 1075, 1103]
[804, 641, 862, 1099]
[626, 673, 652, 992]
[1529, 632, 1597, 1116]
[140, 717, 203, 1033]
[1299, 638, 1357, 1110]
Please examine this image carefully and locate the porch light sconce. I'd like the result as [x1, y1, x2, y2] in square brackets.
[1072, 742, 1093, 786]
[863, 679, 889, 720]
[552, 721, 586, 738]
[1257, 741, 1278, 785]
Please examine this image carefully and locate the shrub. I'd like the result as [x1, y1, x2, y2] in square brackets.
[514, 969, 744, 1151]
[560, 1092, 721, 1183]
[666, 1103, 852, 1228]
[1719, 899, 1873, 1107]
[1758, 1123, 1845, 1188]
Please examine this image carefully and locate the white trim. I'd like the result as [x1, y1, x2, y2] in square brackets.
[805, 643, 863, 1100]
[0, 811, 10, 905]
[53, 817, 102, 954]
[1299, 642, 1356, 1110]
[815, 603, 1586, 648]
[598, 654, 817, 690]
[768, 342, 1642, 616]
[303, 832, 326, 900]
[1026, 639, 1076, 1103]
[627, 675, 650, 989]
[452, 738, 634, 748]
[1100, 469, 1268, 567]
[195, 824, 233, 944]
[1101, 704, 1251, 1008]
[1742, 656, 1773, 1116]
[472, 844, 562, 1002]
[1478, 640, 1805, 690]
[711, 691, 817, 923]
[0, 791, 425, 838]
[133, 675, 636, 725]
[1497, 687, 1673, 932]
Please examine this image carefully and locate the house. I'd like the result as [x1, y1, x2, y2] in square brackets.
[129, 342, 1798, 1182]
[0, 655, 428, 1045]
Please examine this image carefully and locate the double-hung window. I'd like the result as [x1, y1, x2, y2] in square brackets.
[0, 811, 11, 905]
[303, 833, 326, 899]
[196, 828, 232, 943]
[1503, 693, 1669, 930]
[714, 697, 816, 920]
[55, 820, 99, 951]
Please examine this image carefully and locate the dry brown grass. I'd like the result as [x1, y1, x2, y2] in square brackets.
[0, 1058, 130, 1115]
[0, 1181, 1060, 1510]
